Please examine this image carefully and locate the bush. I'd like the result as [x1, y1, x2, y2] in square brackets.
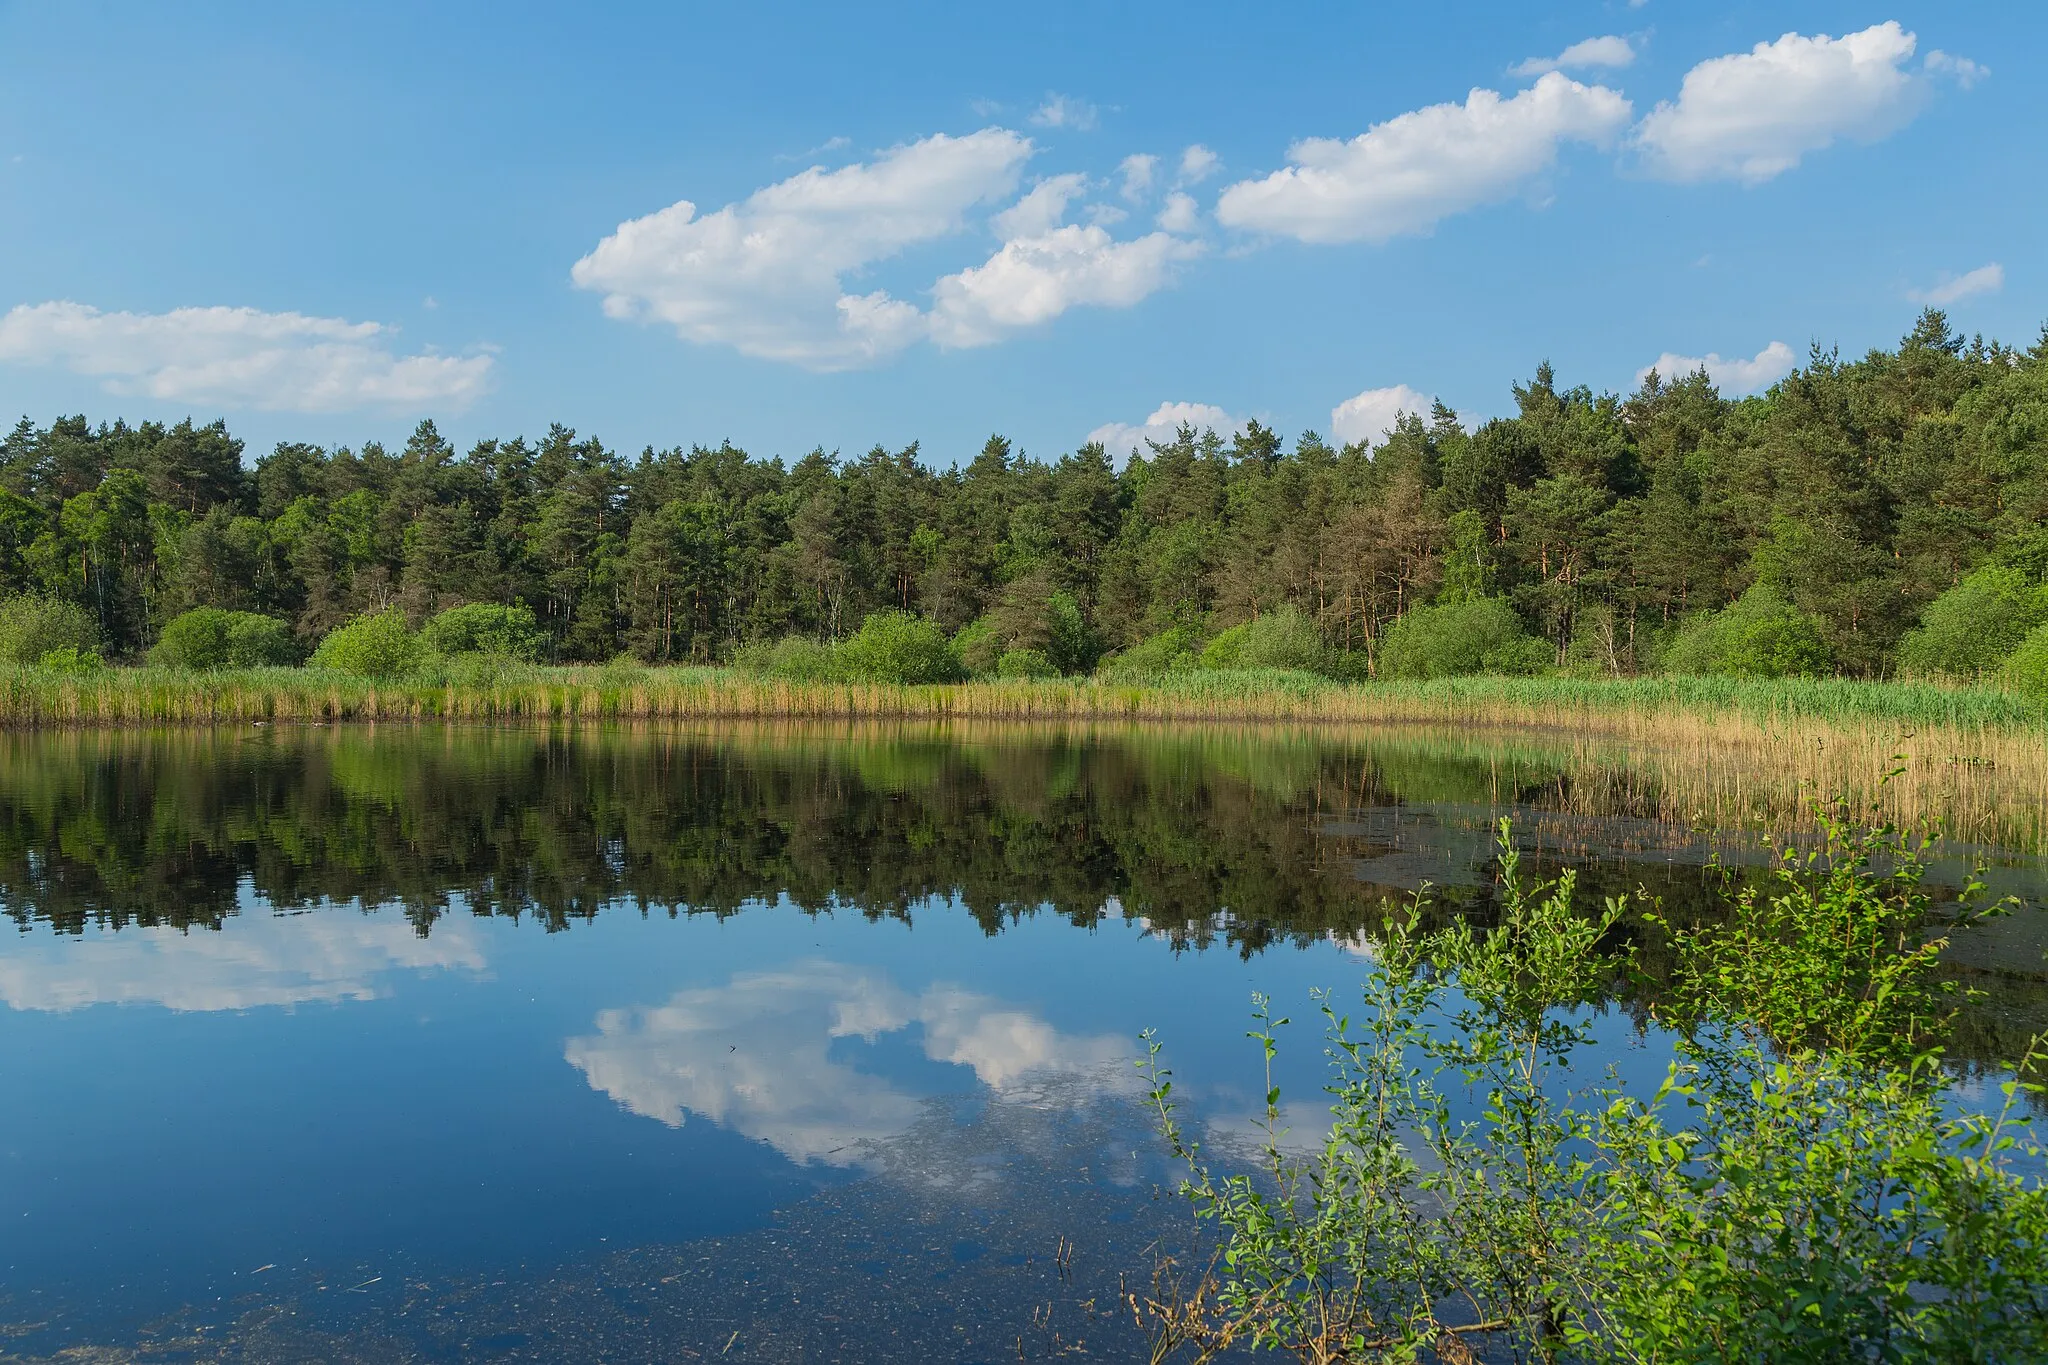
[1377, 597, 1550, 679]
[737, 637, 844, 682]
[1097, 625, 1204, 679]
[419, 603, 545, 661]
[310, 609, 424, 680]
[951, 616, 1003, 677]
[150, 608, 298, 670]
[995, 648, 1060, 679]
[836, 611, 962, 684]
[1199, 606, 1330, 674]
[35, 645, 106, 674]
[1665, 584, 1834, 678]
[2001, 622, 2048, 699]
[1897, 566, 2048, 677]
[0, 594, 101, 667]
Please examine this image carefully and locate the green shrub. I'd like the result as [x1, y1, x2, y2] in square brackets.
[1200, 606, 1329, 674]
[310, 609, 424, 680]
[2001, 622, 2048, 699]
[1377, 597, 1549, 679]
[1097, 625, 1204, 678]
[995, 647, 1060, 679]
[836, 611, 962, 684]
[35, 645, 106, 674]
[419, 603, 545, 661]
[1666, 584, 1834, 678]
[150, 608, 298, 670]
[740, 636, 845, 683]
[1898, 566, 2048, 677]
[0, 594, 100, 667]
[951, 616, 1002, 677]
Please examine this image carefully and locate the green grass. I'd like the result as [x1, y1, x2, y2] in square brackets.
[0, 663, 2041, 731]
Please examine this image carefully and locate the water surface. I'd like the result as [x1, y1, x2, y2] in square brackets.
[3, 723, 2043, 1362]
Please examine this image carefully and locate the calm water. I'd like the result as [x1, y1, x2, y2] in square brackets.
[2, 724, 2044, 1363]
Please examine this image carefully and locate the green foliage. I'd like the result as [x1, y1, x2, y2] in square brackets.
[0, 594, 102, 667]
[2002, 622, 2048, 699]
[994, 647, 1059, 679]
[1198, 606, 1330, 674]
[150, 608, 298, 670]
[35, 645, 106, 673]
[419, 603, 545, 662]
[949, 615, 1002, 678]
[1898, 566, 2048, 677]
[5, 313, 2048, 677]
[736, 636, 844, 682]
[1097, 625, 1204, 678]
[837, 611, 963, 684]
[1142, 816, 2048, 1363]
[1666, 582, 1836, 678]
[1376, 596, 1550, 678]
[309, 609, 424, 680]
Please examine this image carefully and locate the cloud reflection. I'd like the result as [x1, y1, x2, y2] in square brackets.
[563, 960, 1133, 1164]
[0, 912, 486, 1012]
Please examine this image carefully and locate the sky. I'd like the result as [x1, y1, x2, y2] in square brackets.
[0, 1, 2040, 468]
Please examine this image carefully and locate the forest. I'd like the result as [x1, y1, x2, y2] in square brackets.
[3, 307, 2047, 685]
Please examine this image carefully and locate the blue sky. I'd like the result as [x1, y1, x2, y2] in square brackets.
[0, 1, 2039, 466]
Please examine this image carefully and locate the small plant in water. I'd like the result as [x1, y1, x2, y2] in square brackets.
[1140, 813, 2048, 1363]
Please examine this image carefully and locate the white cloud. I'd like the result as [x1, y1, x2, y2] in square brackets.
[1330, 383, 1432, 446]
[1086, 401, 1244, 460]
[1634, 23, 1945, 184]
[931, 226, 1199, 347]
[1637, 340, 1796, 395]
[1924, 50, 1988, 89]
[562, 960, 1131, 1166]
[0, 912, 486, 1013]
[1178, 144, 1220, 184]
[1155, 191, 1201, 234]
[1511, 35, 1637, 79]
[1215, 73, 1631, 244]
[1909, 263, 2004, 306]
[570, 129, 1032, 370]
[1117, 152, 1158, 202]
[1030, 93, 1099, 132]
[990, 173, 1091, 240]
[0, 302, 494, 413]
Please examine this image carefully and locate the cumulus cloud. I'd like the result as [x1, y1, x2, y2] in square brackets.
[929, 176, 1202, 349]
[1511, 35, 1637, 79]
[1031, 94, 1099, 131]
[1215, 73, 1631, 244]
[1637, 340, 1796, 395]
[1086, 401, 1245, 461]
[1178, 144, 1220, 184]
[571, 129, 1032, 369]
[1330, 383, 1433, 446]
[1634, 23, 1951, 184]
[563, 960, 1132, 1165]
[1909, 263, 2004, 305]
[1117, 152, 1158, 202]
[931, 227, 1198, 347]
[0, 912, 486, 1014]
[1155, 191, 1201, 234]
[0, 302, 494, 412]
[990, 173, 1092, 240]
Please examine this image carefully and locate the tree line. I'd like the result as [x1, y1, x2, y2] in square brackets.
[4, 308, 2045, 679]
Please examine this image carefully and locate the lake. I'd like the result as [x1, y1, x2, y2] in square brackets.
[3, 723, 2044, 1362]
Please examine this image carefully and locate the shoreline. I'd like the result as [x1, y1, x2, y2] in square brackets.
[2, 665, 2042, 731]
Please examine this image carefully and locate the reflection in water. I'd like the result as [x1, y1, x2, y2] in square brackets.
[565, 957, 1133, 1164]
[0, 900, 485, 1012]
